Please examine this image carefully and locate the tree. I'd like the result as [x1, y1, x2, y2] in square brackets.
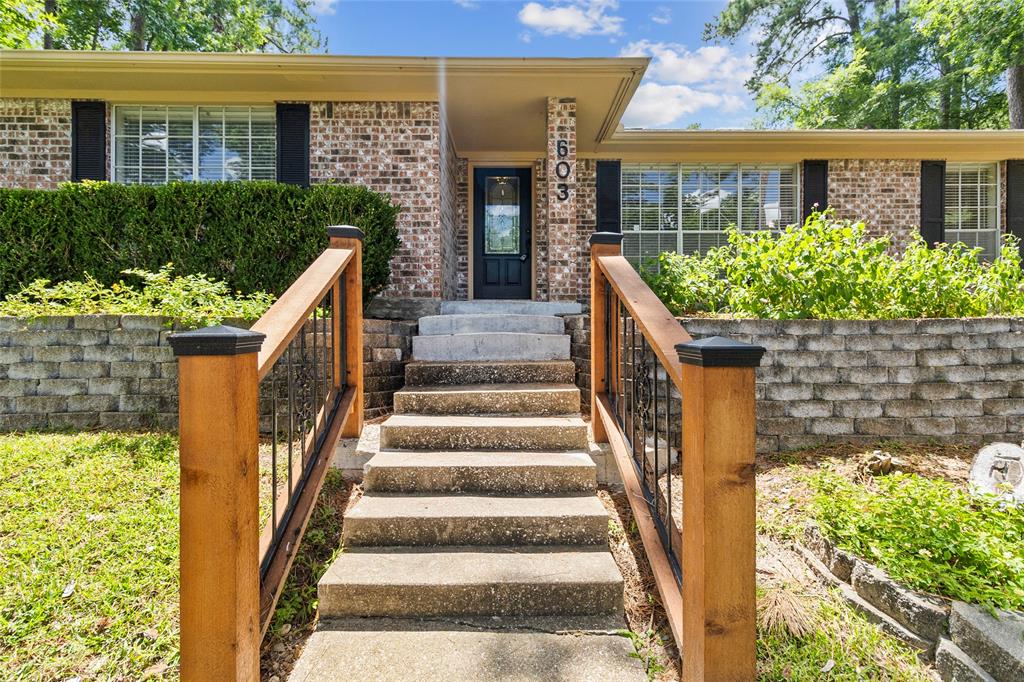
[917, 0, 1024, 128]
[4, 0, 324, 53]
[706, 0, 1017, 129]
[1, 0, 57, 49]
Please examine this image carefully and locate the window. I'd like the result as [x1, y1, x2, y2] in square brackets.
[112, 105, 275, 184]
[621, 163, 799, 269]
[945, 163, 1000, 260]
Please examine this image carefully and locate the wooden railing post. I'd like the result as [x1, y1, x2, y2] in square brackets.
[168, 325, 266, 682]
[327, 225, 364, 437]
[676, 336, 764, 682]
[588, 232, 622, 443]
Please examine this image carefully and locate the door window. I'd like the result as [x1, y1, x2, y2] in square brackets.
[484, 176, 521, 254]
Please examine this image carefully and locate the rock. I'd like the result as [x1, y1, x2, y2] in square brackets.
[851, 560, 950, 642]
[802, 522, 855, 582]
[949, 601, 1024, 682]
[860, 450, 911, 476]
[935, 638, 996, 682]
[969, 443, 1024, 504]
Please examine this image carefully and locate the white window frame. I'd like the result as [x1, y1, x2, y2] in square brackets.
[109, 104, 276, 184]
[944, 162, 1001, 260]
[620, 162, 800, 269]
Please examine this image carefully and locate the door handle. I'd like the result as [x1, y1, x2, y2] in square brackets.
[520, 254, 528, 262]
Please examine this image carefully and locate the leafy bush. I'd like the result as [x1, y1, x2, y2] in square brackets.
[809, 471, 1024, 611]
[0, 265, 274, 328]
[0, 181, 401, 305]
[644, 210, 1024, 319]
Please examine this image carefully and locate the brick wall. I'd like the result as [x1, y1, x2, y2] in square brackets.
[0, 99, 72, 189]
[309, 101, 443, 299]
[439, 116, 465, 300]
[827, 159, 921, 250]
[682, 317, 1024, 453]
[545, 97, 579, 302]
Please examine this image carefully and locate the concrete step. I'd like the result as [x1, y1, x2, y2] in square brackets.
[318, 546, 623, 618]
[364, 451, 597, 493]
[288, 617, 646, 682]
[379, 415, 589, 451]
[418, 313, 564, 336]
[393, 383, 579, 416]
[342, 493, 608, 546]
[412, 332, 570, 362]
[405, 360, 576, 387]
[440, 300, 583, 316]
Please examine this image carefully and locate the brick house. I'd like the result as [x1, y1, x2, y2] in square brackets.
[2, 50, 1022, 311]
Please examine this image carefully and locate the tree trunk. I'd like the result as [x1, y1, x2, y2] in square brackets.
[43, 0, 57, 49]
[1009, 64, 1024, 129]
[940, 58, 950, 128]
[130, 4, 146, 51]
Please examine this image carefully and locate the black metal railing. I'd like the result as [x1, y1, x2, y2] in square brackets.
[606, 282, 682, 583]
[258, 277, 345, 579]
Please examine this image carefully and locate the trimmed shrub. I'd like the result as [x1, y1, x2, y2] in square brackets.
[644, 210, 1024, 319]
[0, 181, 401, 304]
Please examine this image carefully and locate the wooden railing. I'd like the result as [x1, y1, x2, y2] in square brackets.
[168, 225, 364, 681]
[589, 232, 764, 681]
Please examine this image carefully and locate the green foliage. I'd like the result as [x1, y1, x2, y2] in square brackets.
[706, 0, 1013, 129]
[0, 181, 401, 306]
[0, 432, 180, 679]
[809, 471, 1024, 611]
[0, 0, 57, 49]
[644, 210, 1024, 319]
[0, 265, 274, 328]
[4, 0, 323, 52]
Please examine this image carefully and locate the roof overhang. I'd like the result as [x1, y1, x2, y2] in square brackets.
[596, 129, 1024, 162]
[0, 50, 648, 157]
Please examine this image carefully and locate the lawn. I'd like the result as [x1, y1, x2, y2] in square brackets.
[0, 432, 179, 680]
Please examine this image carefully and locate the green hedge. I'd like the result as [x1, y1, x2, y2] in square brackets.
[0, 181, 401, 304]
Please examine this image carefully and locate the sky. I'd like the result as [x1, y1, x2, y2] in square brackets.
[311, 1, 756, 129]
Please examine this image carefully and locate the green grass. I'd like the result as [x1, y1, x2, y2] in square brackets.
[809, 470, 1024, 611]
[757, 589, 933, 681]
[0, 432, 179, 679]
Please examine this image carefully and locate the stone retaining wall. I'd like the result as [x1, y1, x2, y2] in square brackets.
[0, 315, 415, 430]
[681, 317, 1024, 453]
[800, 523, 1024, 679]
[563, 314, 591, 413]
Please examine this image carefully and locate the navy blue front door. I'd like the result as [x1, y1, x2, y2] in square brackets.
[473, 167, 532, 300]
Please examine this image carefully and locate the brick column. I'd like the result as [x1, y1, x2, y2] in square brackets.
[546, 97, 578, 301]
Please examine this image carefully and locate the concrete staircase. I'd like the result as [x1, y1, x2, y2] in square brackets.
[293, 302, 644, 681]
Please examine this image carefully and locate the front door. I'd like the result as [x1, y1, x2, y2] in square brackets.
[473, 167, 532, 299]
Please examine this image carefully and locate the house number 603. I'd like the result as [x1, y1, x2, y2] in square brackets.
[555, 138, 572, 201]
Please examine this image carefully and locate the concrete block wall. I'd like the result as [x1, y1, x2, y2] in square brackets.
[563, 314, 591, 414]
[0, 315, 177, 431]
[363, 318, 417, 419]
[681, 317, 1024, 453]
[0, 315, 416, 431]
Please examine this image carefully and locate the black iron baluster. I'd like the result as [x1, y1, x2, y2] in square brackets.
[339, 277, 347, 393]
[312, 305, 319, 454]
[618, 301, 626, 431]
[271, 362, 278, 532]
[664, 360, 673, 562]
[604, 282, 611, 403]
[287, 344, 295, 498]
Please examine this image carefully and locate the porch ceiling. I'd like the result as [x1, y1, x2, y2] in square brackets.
[0, 50, 648, 157]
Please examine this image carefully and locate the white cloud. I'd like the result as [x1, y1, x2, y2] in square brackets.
[650, 6, 671, 25]
[619, 41, 754, 127]
[621, 83, 728, 127]
[453, 0, 480, 8]
[311, 0, 337, 15]
[518, 1, 624, 38]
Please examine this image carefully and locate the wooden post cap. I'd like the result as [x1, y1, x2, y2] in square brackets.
[326, 225, 364, 241]
[168, 325, 266, 357]
[676, 335, 766, 367]
[589, 231, 623, 246]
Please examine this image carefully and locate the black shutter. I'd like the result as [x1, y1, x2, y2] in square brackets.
[1008, 160, 1024, 259]
[596, 160, 621, 233]
[71, 101, 106, 182]
[920, 160, 946, 246]
[801, 160, 828, 222]
[276, 103, 310, 186]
